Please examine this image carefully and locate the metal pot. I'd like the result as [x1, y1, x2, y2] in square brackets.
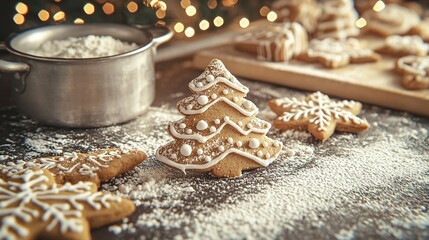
[0, 24, 172, 127]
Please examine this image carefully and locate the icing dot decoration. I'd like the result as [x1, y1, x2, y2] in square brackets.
[236, 141, 243, 147]
[224, 116, 230, 121]
[205, 156, 212, 162]
[197, 149, 203, 155]
[196, 82, 203, 88]
[238, 121, 243, 126]
[274, 142, 280, 147]
[186, 129, 193, 134]
[214, 119, 221, 124]
[186, 104, 193, 110]
[171, 153, 177, 159]
[233, 97, 239, 103]
[179, 123, 186, 129]
[266, 153, 271, 159]
[211, 94, 218, 99]
[227, 137, 234, 144]
[223, 89, 229, 94]
[207, 74, 215, 82]
[210, 126, 216, 133]
[247, 123, 253, 128]
[249, 138, 260, 149]
[196, 120, 209, 131]
[257, 151, 263, 157]
[197, 95, 209, 105]
[243, 100, 252, 109]
[218, 146, 225, 152]
[180, 144, 192, 157]
[263, 142, 269, 147]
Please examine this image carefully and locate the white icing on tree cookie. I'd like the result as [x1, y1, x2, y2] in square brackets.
[156, 59, 282, 176]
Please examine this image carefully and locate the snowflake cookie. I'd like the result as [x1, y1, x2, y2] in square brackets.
[298, 38, 380, 68]
[396, 55, 429, 90]
[268, 92, 369, 141]
[156, 59, 282, 178]
[1, 148, 147, 187]
[0, 168, 135, 240]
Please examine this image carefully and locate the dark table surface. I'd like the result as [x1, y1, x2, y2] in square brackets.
[1, 58, 429, 240]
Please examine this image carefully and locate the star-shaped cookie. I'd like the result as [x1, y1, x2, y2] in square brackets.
[298, 38, 380, 68]
[268, 92, 369, 141]
[396, 55, 429, 90]
[1, 148, 147, 187]
[0, 168, 135, 240]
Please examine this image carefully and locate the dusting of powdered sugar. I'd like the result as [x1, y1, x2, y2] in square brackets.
[1, 82, 428, 239]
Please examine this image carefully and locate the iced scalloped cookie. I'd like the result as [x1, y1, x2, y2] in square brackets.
[376, 35, 429, 57]
[268, 92, 369, 141]
[1, 148, 147, 187]
[396, 55, 429, 90]
[156, 59, 282, 178]
[0, 168, 135, 240]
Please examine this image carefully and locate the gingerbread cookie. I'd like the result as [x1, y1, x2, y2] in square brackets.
[268, 92, 369, 141]
[156, 59, 282, 178]
[235, 22, 308, 62]
[298, 38, 380, 68]
[362, 4, 420, 37]
[376, 35, 429, 57]
[410, 18, 429, 42]
[1, 148, 146, 187]
[272, 0, 321, 34]
[0, 168, 135, 240]
[315, 0, 359, 39]
[396, 55, 429, 90]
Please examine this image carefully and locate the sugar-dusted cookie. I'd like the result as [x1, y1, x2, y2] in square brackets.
[0, 168, 135, 240]
[315, 0, 359, 39]
[235, 22, 308, 62]
[362, 4, 420, 37]
[268, 92, 369, 141]
[410, 18, 429, 42]
[1, 148, 146, 187]
[156, 59, 282, 178]
[376, 35, 429, 57]
[396, 55, 429, 90]
[298, 38, 380, 68]
[272, 0, 321, 34]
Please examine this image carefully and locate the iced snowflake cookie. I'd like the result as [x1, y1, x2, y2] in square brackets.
[156, 59, 282, 178]
[376, 35, 429, 57]
[0, 168, 135, 240]
[298, 38, 380, 68]
[314, 0, 359, 39]
[362, 4, 420, 37]
[235, 22, 308, 62]
[268, 92, 369, 141]
[396, 55, 429, 90]
[1, 148, 146, 187]
[272, 0, 321, 34]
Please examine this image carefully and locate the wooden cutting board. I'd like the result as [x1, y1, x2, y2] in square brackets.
[192, 43, 429, 117]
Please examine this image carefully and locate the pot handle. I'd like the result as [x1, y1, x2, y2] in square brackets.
[134, 25, 173, 47]
[0, 43, 30, 93]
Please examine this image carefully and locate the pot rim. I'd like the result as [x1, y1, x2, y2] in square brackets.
[5, 23, 155, 63]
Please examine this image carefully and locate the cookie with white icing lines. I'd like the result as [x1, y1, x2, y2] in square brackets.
[298, 38, 380, 68]
[396, 55, 429, 90]
[268, 92, 369, 141]
[272, 0, 321, 34]
[1, 148, 147, 187]
[376, 35, 429, 57]
[156, 59, 282, 178]
[235, 22, 308, 62]
[0, 168, 135, 240]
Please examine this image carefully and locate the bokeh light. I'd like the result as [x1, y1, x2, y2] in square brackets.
[83, 3, 95, 15]
[174, 22, 185, 33]
[355, 17, 367, 28]
[185, 5, 197, 16]
[127, 1, 138, 13]
[213, 16, 224, 27]
[267, 11, 277, 22]
[38, 10, 50, 21]
[15, 2, 28, 15]
[13, 14, 25, 25]
[239, 17, 250, 28]
[199, 20, 210, 30]
[53, 11, 66, 21]
[102, 3, 115, 15]
[184, 27, 195, 38]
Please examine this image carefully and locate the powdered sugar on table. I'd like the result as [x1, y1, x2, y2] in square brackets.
[28, 35, 139, 58]
[0, 72, 428, 239]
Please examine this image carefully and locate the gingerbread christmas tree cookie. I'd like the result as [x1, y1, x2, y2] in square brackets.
[156, 59, 282, 178]
[268, 92, 369, 141]
[1, 148, 146, 187]
[0, 168, 135, 240]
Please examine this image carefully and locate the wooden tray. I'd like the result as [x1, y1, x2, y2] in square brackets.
[192, 44, 429, 117]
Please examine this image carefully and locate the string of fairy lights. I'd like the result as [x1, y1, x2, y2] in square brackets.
[12, 0, 389, 38]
